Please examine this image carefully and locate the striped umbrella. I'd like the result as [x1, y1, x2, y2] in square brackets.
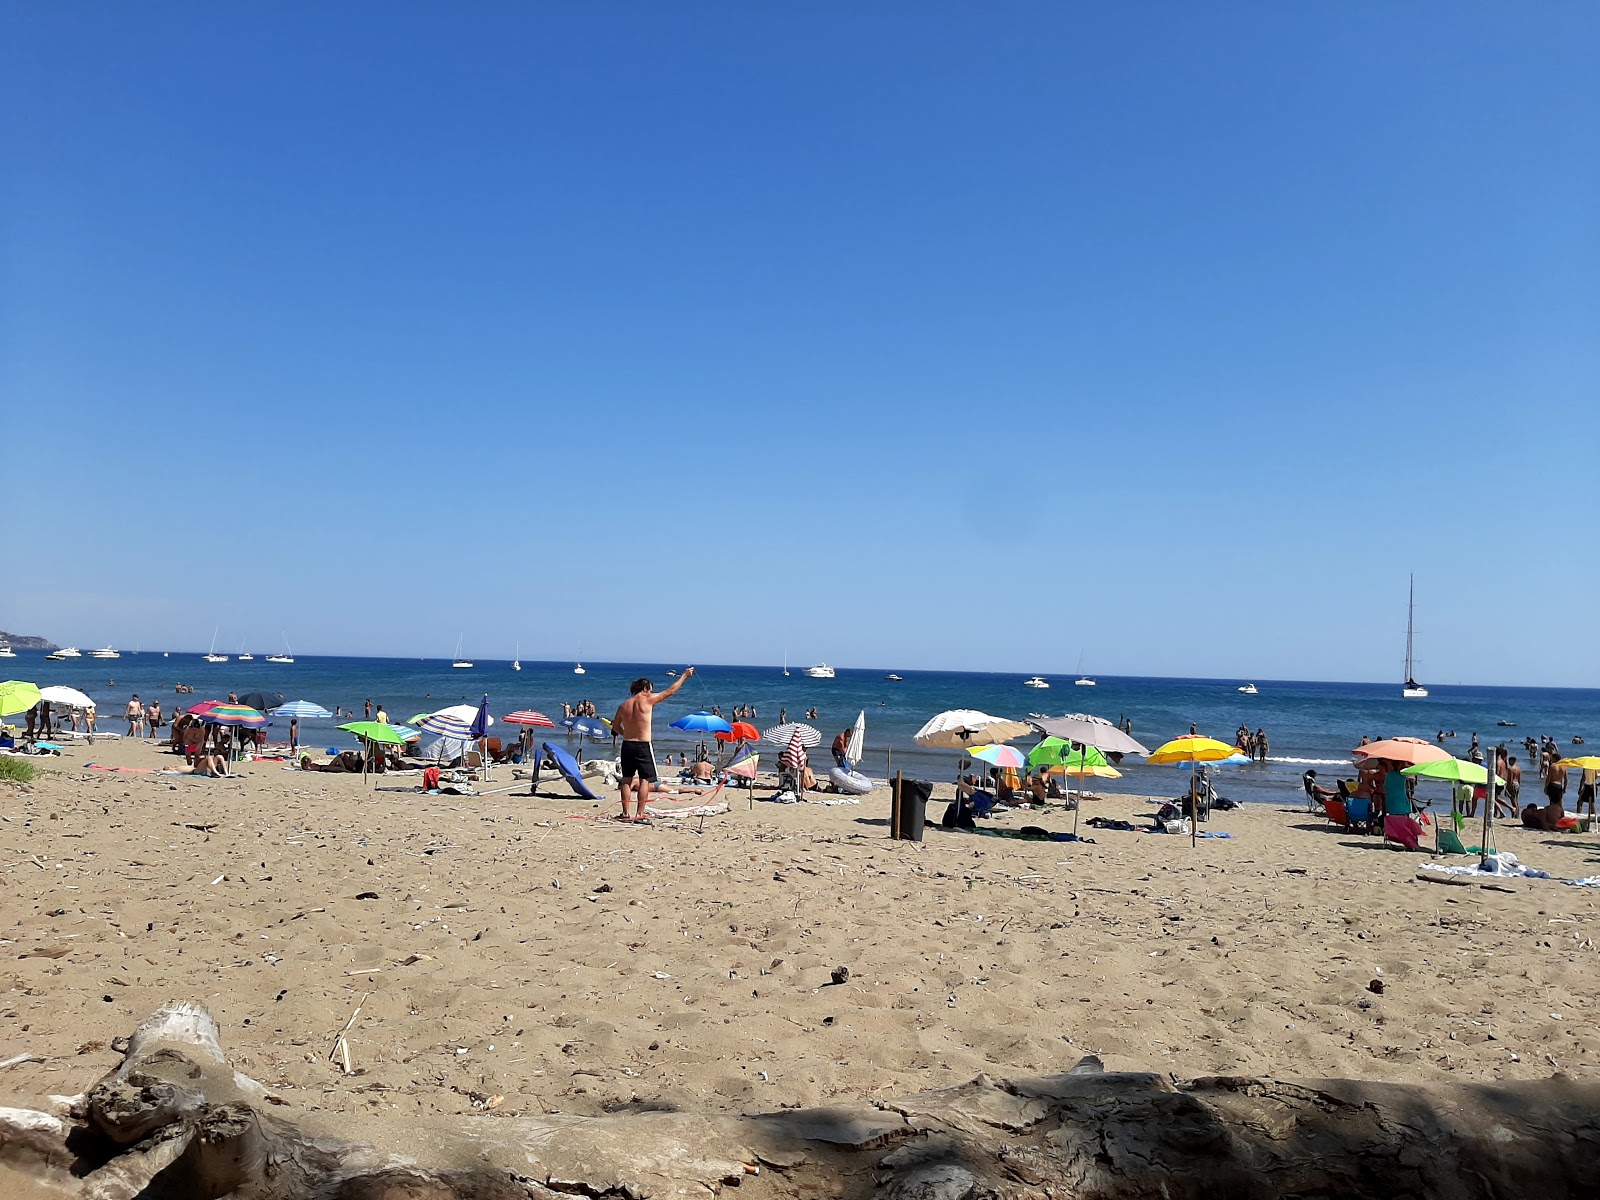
[764, 722, 821, 748]
[418, 713, 474, 739]
[274, 700, 332, 720]
[969, 743, 1027, 769]
[199, 704, 266, 729]
[186, 700, 224, 717]
[779, 730, 809, 772]
[503, 710, 556, 728]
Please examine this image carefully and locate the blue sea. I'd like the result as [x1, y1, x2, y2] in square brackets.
[12, 652, 1597, 806]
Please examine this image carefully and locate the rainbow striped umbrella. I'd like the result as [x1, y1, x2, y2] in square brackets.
[199, 703, 266, 729]
[969, 743, 1027, 769]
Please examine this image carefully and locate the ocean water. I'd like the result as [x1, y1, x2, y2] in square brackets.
[11, 652, 1596, 806]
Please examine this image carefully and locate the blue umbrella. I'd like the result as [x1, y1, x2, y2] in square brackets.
[419, 713, 474, 738]
[562, 716, 609, 739]
[670, 710, 734, 734]
[468, 694, 491, 739]
[274, 700, 332, 719]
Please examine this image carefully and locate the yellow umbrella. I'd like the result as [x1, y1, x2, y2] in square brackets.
[1064, 761, 1122, 779]
[1555, 756, 1600, 771]
[0, 681, 42, 718]
[1146, 736, 1240, 847]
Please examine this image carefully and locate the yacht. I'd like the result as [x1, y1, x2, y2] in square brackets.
[89, 646, 121, 660]
[47, 647, 82, 660]
[203, 627, 228, 663]
[1024, 676, 1050, 689]
[267, 633, 294, 663]
[804, 663, 836, 679]
[885, 673, 903, 682]
[0, 643, 15, 658]
[1237, 683, 1259, 695]
[1074, 676, 1097, 687]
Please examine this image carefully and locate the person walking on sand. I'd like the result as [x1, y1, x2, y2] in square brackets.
[125, 695, 144, 738]
[610, 669, 694, 821]
[146, 699, 161, 738]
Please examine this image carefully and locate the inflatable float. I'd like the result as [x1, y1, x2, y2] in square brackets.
[829, 766, 874, 795]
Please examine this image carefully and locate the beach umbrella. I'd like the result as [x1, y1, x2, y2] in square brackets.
[1352, 737, 1450, 766]
[1028, 738, 1118, 773]
[1555, 756, 1600, 772]
[714, 721, 760, 743]
[238, 691, 285, 715]
[0, 681, 41, 717]
[562, 716, 609, 739]
[419, 712, 473, 739]
[913, 710, 1031, 749]
[1146, 736, 1241, 847]
[468, 695, 493, 778]
[337, 721, 415, 745]
[274, 700, 332, 720]
[1028, 713, 1149, 757]
[671, 711, 734, 734]
[503, 710, 556, 728]
[407, 712, 433, 725]
[763, 721, 821, 748]
[845, 710, 866, 766]
[186, 700, 224, 717]
[969, 743, 1028, 769]
[38, 685, 95, 710]
[199, 704, 266, 729]
[1402, 758, 1505, 787]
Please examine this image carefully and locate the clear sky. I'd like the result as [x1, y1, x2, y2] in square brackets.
[3, 3, 1596, 686]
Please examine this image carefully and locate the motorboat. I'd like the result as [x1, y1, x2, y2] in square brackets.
[1237, 683, 1258, 695]
[885, 673, 903, 682]
[89, 646, 121, 659]
[0, 643, 15, 658]
[1024, 676, 1050, 689]
[804, 663, 836, 679]
[47, 646, 82, 660]
[1402, 575, 1428, 698]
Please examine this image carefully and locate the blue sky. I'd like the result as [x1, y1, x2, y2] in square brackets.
[3, 3, 1596, 685]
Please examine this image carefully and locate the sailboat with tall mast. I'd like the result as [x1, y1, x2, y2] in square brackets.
[452, 634, 473, 669]
[1402, 575, 1428, 698]
[203, 626, 229, 663]
[573, 644, 586, 675]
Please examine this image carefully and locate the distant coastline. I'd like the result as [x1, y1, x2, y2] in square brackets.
[0, 630, 58, 651]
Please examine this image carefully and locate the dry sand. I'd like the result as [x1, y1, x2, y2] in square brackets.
[4, 737, 1598, 1136]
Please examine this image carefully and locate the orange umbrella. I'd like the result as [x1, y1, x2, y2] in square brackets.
[716, 721, 760, 743]
[1351, 736, 1451, 765]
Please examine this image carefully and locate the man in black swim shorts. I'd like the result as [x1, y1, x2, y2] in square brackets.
[610, 668, 694, 820]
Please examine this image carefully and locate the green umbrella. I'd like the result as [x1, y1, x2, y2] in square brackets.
[337, 720, 415, 746]
[407, 712, 433, 725]
[1027, 737, 1110, 770]
[1402, 757, 1504, 787]
[0, 681, 42, 718]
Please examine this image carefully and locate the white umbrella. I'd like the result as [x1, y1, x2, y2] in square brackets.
[913, 710, 1030, 749]
[418, 713, 474, 739]
[422, 703, 490, 728]
[39, 686, 94, 710]
[846, 710, 866, 764]
[764, 722, 821, 748]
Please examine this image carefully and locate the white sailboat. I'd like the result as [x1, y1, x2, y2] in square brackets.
[1024, 676, 1050, 689]
[782, 650, 790, 677]
[512, 640, 521, 672]
[573, 644, 585, 675]
[452, 634, 473, 669]
[237, 638, 253, 662]
[203, 627, 228, 663]
[266, 634, 294, 664]
[1402, 575, 1428, 698]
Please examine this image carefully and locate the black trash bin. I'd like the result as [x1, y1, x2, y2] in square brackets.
[891, 777, 932, 842]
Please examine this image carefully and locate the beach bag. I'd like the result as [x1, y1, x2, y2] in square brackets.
[1159, 814, 1191, 836]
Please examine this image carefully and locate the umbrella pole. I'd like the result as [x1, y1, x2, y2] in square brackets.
[1068, 744, 1078, 837]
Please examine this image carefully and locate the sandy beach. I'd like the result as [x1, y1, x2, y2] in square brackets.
[4, 736, 1598, 1148]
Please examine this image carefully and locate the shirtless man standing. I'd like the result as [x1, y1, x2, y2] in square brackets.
[611, 669, 694, 820]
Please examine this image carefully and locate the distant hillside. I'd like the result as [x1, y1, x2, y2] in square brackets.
[0, 631, 58, 651]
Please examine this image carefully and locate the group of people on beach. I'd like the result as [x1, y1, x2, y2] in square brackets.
[1233, 724, 1270, 762]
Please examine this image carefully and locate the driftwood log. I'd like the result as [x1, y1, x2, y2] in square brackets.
[1, 1001, 1597, 1199]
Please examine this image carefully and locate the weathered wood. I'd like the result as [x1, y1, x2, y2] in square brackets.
[2, 1002, 1597, 1199]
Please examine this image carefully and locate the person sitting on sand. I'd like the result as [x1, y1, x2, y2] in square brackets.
[687, 758, 715, 784]
[1028, 770, 1049, 806]
[1046, 773, 1065, 800]
[1520, 795, 1574, 831]
[301, 751, 365, 773]
[174, 752, 229, 778]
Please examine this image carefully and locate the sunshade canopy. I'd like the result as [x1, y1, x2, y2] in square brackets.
[1027, 713, 1149, 756]
[1555, 756, 1600, 771]
[418, 713, 473, 739]
[913, 710, 1031, 749]
[1353, 737, 1451, 765]
[671, 711, 734, 733]
[238, 691, 285, 715]
[273, 700, 332, 719]
[764, 722, 821, 747]
[503, 710, 556, 727]
[200, 704, 266, 729]
[0, 681, 42, 717]
[39, 685, 94, 710]
[969, 743, 1027, 769]
[1145, 736, 1240, 766]
[715, 721, 760, 742]
[1402, 757, 1505, 786]
[338, 720, 417, 746]
[1027, 738, 1110, 770]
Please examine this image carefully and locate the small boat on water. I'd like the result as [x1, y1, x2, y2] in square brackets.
[452, 634, 473, 669]
[237, 639, 253, 661]
[885, 673, 903, 682]
[574, 644, 586, 675]
[267, 633, 294, 663]
[0, 643, 15, 658]
[47, 647, 82, 660]
[512, 640, 521, 671]
[1074, 677, 1096, 686]
[804, 663, 836, 679]
[1024, 676, 1050, 689]
[203, 626, 228, 663]
[1238, 683, 1258, 694]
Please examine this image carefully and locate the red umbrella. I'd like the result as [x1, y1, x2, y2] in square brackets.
[503, 710, 556, 728]
[186, 700, 224, 717]
[715, 721, 760, 743]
